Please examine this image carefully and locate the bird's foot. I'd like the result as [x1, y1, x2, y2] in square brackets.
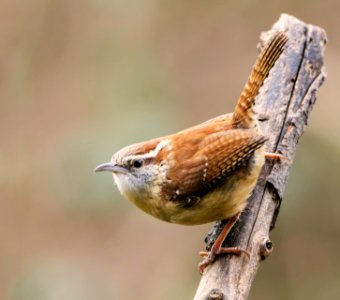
[198, 247, 250, 274]
[265, 152, 289, 161]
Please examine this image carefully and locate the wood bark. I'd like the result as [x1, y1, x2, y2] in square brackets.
[194, 14, 327, 300]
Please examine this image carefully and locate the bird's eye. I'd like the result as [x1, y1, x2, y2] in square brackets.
[132, 159, 143, 169]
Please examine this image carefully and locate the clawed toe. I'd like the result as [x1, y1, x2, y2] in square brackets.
[198, 252, 216, 274]
[198, 246, 250, 274]
[265, 152, 289, 161]
[199, 251, 209, 257]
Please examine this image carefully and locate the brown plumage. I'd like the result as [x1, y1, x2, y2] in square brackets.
[233, 32, 288, 128]
[161, 129, 267, 202]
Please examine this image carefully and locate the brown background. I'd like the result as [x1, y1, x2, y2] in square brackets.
[1, 1, 339, 299]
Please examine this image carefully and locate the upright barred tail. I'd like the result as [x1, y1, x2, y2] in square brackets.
[232, 31, 288, 128]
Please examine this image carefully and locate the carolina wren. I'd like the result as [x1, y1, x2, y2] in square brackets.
[95, 32, 288, 273]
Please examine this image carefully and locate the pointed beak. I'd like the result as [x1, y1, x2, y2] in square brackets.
[94, 162, 128, 174]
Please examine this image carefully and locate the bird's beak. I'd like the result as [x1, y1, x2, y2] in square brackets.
[94, 162, 128, 174]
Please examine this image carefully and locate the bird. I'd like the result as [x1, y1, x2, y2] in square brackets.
[95, 31, 288, 274]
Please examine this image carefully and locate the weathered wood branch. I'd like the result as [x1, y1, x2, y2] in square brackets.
[194, 14, 327, 300]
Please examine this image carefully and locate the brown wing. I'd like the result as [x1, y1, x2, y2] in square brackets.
[161, 129, 267, 204]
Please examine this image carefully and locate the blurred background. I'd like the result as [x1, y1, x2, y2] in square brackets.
[1, 1, 339, 299]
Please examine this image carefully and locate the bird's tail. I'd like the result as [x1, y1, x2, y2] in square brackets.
[232, 31, 288, 128]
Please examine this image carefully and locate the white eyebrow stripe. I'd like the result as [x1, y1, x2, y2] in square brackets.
[126, 139, 170, 161]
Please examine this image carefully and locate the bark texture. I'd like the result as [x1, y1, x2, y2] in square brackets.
[194, 14, 327, 300]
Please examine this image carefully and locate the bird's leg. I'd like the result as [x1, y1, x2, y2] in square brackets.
[198, 213, 249, 274]
[265, 152, 289, 161]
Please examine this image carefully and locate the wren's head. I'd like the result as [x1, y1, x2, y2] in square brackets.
[95, 139, 170, 205]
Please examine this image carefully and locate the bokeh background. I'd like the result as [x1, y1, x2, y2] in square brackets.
[1, 1, 339, 299]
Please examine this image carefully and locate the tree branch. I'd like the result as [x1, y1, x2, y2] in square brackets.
[194, 14, 327, 300]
